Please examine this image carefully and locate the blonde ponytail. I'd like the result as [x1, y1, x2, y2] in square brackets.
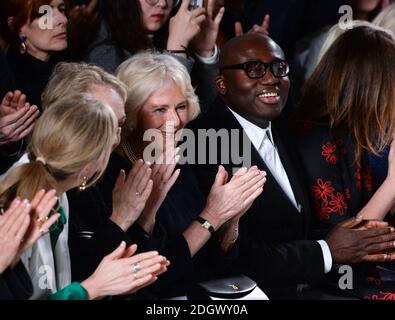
[0, 93, 117, 209]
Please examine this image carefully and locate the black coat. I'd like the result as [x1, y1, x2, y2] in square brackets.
[68, 153, 236, 298]
[0, 49, 19, 175]
[0, 49, 15, 99]
[187, 97, 326, 298]
[0, 262, 33, 300]
[6, 47, 59, 112]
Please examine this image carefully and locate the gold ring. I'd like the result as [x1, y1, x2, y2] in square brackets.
[36, 216, 49, 226]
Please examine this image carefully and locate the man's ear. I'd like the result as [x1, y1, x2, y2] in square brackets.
[215, 75, 227, 95]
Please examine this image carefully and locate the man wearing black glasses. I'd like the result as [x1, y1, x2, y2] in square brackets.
[188, 33, 395, 299]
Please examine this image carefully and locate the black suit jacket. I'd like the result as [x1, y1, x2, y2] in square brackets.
[187, 97, 326, 297]
[0, 262, 33, 300]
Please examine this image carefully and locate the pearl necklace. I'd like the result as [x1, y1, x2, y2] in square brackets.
[121, 140, 138, 165]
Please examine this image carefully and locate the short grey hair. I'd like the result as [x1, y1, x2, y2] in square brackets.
[42, 62, 128, 110]
[116, 51, 200, 132]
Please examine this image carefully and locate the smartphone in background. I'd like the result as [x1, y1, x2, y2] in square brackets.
[189, 0, 204, 10]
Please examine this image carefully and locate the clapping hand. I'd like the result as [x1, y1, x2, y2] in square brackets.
[111, 160, 153, 231]
[0, 91, 39, 145]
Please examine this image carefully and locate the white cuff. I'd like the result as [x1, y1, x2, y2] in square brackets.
[317, 240, 333, 274]
[194, 45, 219, 64]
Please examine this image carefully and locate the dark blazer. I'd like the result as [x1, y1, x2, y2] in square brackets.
[187, 97, 326, 297]
[68, 152, 235, 298]
[6, 47, 60, 111]
[0, 49, 19, 175]
[0, 262, 33, 300]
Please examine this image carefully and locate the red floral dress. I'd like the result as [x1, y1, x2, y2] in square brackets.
[294, 122, 395, 299]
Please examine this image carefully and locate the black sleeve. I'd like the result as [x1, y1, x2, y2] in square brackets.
[237, 226, 325, 286]
[70, 218, 132, 281]
[193, 164, 325, 287]
[0, 262, 33, 300]
[0, 49, 15, 98]
[191, 59, 219, 114]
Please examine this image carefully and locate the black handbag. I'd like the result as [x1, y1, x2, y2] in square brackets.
[188, 275, 258, 300]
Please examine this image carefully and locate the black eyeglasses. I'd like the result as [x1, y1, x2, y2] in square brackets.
[220, 59, 290, 79]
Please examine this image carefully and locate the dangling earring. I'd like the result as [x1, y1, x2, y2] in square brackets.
[19, 35, 27, 54]
[79, 176, 88, 191]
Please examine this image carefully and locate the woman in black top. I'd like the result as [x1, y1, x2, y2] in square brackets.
[293, 26, 395, 299]
[1, 0, 68, 111]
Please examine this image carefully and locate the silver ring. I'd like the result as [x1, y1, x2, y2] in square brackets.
[133, 262, 141, 273]
[135, 191, 141, 197]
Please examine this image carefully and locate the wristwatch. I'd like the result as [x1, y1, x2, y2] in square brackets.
[196, 216, 216, 235]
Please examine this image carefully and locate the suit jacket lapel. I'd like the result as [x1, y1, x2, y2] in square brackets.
[212, 99, 307, 214]
[271, 124, 308, 214]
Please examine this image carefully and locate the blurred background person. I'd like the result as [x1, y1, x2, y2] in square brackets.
[85, 0, 224, 111]
[292, 0, 391, 104]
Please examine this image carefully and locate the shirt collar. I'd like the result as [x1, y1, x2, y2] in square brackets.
[228, 107, 273, 151]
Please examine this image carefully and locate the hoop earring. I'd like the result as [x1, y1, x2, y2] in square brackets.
[19, 35, 27, 54]
[79, 176, 88, 191]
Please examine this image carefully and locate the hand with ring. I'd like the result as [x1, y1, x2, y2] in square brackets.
[18, 189, 61, 255]
[0, 190, 60, 273]
[111, 160, 154, 231]
[80, 242, 170, 299]
[0, 198, 31, 273]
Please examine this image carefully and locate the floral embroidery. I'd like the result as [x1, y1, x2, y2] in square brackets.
[315, 201, 333, 221]
[311, 179, 334, 201]
[344, 188, 351, 200]
[311, 179, 349, 220]
[321, 142, 337, 164]
[329, 192, 348, 216]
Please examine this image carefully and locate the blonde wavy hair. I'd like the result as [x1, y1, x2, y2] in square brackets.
[116, 51, 200, 134]
[42, 62, 128, 110]
[0, 94, 118, 208]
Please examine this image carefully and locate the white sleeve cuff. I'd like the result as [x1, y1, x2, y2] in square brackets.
[194, 45, 219, 64]
[317, 240, 333, 274]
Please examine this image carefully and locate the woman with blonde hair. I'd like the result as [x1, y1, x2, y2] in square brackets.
[0, 93, 168, 300]
[68, 51, 267, 298]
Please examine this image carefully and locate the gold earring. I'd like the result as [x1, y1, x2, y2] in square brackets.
[79, 176, 88, 191]
[19, 35, 27, 54]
